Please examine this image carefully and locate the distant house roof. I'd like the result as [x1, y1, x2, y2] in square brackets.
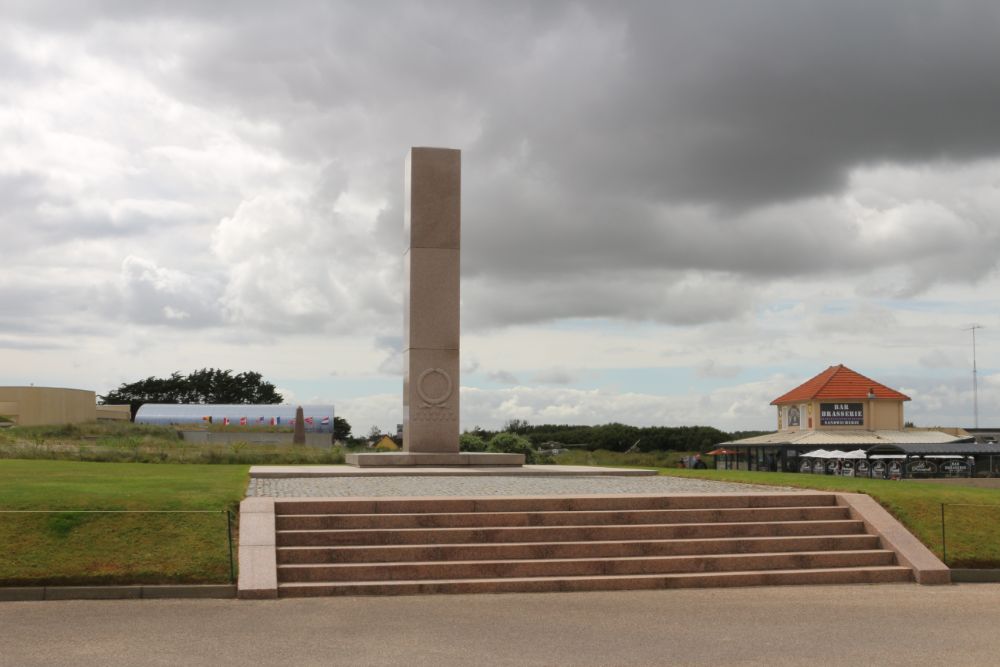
[771, 364, 910, 405]
[374, 435, 400, 450]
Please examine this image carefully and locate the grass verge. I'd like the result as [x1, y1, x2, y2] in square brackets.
[0, 421, 346, 465]
[0, 460, 247, 586]
[654, 468, 1000, 568]
[552, 449, 694, 468]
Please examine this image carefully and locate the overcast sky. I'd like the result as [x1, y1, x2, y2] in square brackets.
[2, 1, 999, 433]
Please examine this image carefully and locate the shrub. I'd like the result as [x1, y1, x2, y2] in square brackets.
[487, 432, 539, 463]
[459, 432, 488, 452]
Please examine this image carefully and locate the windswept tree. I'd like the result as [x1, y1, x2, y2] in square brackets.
[100, 368, 283, 419]
[333, 416, 352, 442]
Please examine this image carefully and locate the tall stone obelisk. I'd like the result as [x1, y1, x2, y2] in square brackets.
[346, 147, 522, 466]
[403, 147, 461, 453]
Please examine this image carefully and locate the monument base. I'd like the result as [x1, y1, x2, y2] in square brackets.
[346, 452, 524, 467]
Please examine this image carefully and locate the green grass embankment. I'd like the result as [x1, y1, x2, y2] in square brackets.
[0, 421, 346, 465]
[552, 449, 692, 468]
[655, 468, 1000, 568]
[553, 449, 1000, 566]
[0, 460, 248, 586]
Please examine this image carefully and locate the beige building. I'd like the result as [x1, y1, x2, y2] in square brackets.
[0, 387, 129, 426]
[771, 364, 909, 432]
[719, 365, 1000, 477]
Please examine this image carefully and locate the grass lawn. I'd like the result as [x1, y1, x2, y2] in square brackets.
[0, 460, 248, 586]
[656, 468, 1000, 568]
[4, 452, 999, 586]
[0, 421, 347, 465]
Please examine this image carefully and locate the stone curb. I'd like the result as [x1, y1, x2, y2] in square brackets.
[237, 496, 277, 599]
[249, 464, 657, 478]
[950, 569, 1000, 583]
[836, 493, 951, 585]
[0, 585, 236, 602]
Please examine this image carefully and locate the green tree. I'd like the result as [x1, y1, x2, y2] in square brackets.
[100, 369, 283, 419]
[503, 418, 531, 434]
[333, 416, 352, 441]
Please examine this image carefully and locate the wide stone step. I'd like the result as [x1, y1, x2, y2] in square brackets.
[273, 493, 837, 516]
[277, 549, 896, 582]
[277, 566, 913, 597]
[276, 519, 866, 546]
[277, 534, 882, 564]
[275, 506, 850, 530]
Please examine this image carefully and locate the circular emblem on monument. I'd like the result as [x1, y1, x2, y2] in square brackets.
[417, 368, 453, 408]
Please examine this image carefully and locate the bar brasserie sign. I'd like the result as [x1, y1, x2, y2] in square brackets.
[820, 403, 864, 426]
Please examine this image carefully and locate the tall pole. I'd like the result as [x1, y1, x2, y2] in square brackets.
[966, 325, 983, 429]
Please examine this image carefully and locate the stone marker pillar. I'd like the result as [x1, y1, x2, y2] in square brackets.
[293, 405, 306, 445]
[346, 147, 522, 467]
[403, 147, 462, 453]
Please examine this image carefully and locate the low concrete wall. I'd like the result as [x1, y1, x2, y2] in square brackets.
[178, 430, 333, 448]
[237, 497, 277, 599]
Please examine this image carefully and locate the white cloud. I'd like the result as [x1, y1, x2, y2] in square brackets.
[459, 377, 787, 432]
[695, 360, 742, 379]
[113, 255, 223, 328]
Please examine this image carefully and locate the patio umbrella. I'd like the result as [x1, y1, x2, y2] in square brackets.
[802, 449, 832, 458]
[840, 449, 868, 459]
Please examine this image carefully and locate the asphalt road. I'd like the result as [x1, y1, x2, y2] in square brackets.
[2, 584, 998, 666]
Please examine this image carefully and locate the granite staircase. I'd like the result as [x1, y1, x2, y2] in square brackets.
[271, 493, 912, 597]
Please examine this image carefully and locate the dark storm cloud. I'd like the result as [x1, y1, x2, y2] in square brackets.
[462, 269, 753, 329]
[464, 1, 1000, 207]
[0, 281, 107, 338]
[9, 1, 1000, 206]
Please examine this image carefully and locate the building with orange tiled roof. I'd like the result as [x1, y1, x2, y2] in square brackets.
[718, 365, 1000, 478]
[770, 364, 910, 432]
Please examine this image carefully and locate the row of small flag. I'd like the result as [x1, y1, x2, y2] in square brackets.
[201, 416, 330, 426]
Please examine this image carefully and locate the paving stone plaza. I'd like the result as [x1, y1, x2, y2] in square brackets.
[246, 475, 794, 497]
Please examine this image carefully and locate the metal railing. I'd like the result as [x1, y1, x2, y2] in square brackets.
[1, 509, 236, 583]
[940, 503, 1000, 567]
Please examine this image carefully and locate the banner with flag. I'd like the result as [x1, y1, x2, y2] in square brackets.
[258, 416, 266, 425]
[321, 416, 330, 427]
[202, 416, 212, 424]
[239, 416, 247, 426]
[222, 417, 230, 426]
[305, 417, 314, 426]
[269, 417, 276, 426]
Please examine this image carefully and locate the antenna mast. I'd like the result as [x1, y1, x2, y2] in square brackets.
[965, 325, 983, 429]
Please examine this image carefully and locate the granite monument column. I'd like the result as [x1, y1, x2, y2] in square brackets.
[403, 147, 461, 453]
[346, 147, 521, 466]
